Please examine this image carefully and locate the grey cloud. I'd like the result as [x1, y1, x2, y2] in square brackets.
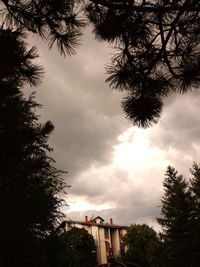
[70, 163, 164, 203]
[150, 92, 200, 150]
[25, 30, 128, 181]
[148, 91, 200, 174]
[25, 29, 200, 231]
[67, 166, 163, 229]
[67, 203, 161, 230]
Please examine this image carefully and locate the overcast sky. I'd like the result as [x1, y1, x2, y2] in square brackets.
[27, 29, 200, 231]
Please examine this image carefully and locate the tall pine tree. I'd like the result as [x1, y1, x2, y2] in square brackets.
[188, 163, 200, 267]
[157, 166, 192, 267]
[0, 28, 66, 267]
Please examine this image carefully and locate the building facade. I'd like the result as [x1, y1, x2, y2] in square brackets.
[68, 216, 128, 264]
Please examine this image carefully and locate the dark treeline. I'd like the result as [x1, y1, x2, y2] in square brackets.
[0, 27, 97, 267]
[0, 28, 67, 267]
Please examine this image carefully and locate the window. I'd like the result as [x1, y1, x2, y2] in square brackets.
[104, 228, 109, 239]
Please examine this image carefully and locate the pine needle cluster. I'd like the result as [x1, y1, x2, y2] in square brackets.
[86, 0, 200, 126]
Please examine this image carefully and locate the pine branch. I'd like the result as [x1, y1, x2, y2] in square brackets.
[91, 0, 200, 12]
[145, 0, 193, 76]
[1, 1, 35, 31]
[157, 12, 180, 79]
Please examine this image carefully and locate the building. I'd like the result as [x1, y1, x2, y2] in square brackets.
[68, 216, 128, 264]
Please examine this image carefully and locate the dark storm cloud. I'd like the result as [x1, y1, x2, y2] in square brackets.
[66, 89, 200, 227]
[149, 91, 200, 174]
[27, 30, 128, 181]
[26, 30, 200, 228]
[67, 203, 161, 230]
[67, 164, 164, 229]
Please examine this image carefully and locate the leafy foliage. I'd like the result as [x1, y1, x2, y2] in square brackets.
[45, 227, 97, 267]
[65, 227, 97, 267]
[145, 238, 166, 267]
[0, 28, 66, 267]
[122, 224, 158, 267]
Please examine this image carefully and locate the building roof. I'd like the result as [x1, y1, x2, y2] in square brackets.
[69, 220, 129, 229]
[91, 216, 104, 222]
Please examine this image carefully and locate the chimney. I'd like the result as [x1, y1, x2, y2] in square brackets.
[85, 215, 88, 223]
[110, 218, 113, 225]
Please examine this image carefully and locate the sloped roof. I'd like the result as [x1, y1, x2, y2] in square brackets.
[69, 220, 128, 229]
[90, 216, 104, 222]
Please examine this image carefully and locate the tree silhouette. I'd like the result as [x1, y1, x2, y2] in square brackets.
[0, 0, 85, 55]
[157, 166, 193, 267]
[0, 28, 66, 267]
[0, 1, 200, 126]
[188, 163, 200, 267]
[122, 224, 158, 267]
[46, 227, 97, 267]
[65, 227, 97, 267]
[86, 0, 200, 126]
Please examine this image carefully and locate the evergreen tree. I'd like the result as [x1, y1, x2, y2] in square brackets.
[0, 28, 66, 267]
[157, 166, 192, 267]
[188, 163, 200, 266]
[86, 0, 200, 127]
[0, 0, 85, 55]
[0, 1, 200, 127]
